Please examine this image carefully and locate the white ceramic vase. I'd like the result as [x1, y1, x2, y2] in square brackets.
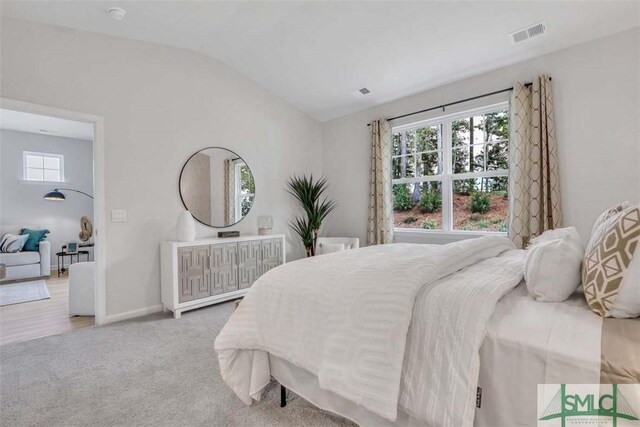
[176, 210, 196, 242]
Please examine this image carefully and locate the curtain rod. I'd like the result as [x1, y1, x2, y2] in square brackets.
[367, 79, 548, 127]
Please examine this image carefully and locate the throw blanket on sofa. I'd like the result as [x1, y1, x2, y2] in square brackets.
[215, 236, 516, 422]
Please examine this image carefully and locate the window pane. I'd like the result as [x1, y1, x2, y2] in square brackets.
[26, 167, 44, 181]
[393, 182, 442, 230]
[43, 156, 60, 170]
[392, 155, 416, 179]
[43, 169, 61, 182]
[25, 155, 43, 168]
[451, 110, 509, 174]
[452, 177, 509, 232]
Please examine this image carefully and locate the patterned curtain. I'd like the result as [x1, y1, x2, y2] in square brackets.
[509, 75, 562, 248]
[367, 119, 394, 245]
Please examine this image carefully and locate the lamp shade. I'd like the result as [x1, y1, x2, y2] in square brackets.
[44, 189, 66, 201]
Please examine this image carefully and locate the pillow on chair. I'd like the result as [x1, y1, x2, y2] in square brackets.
[583, 204, 640, 318]
[317, 243, 345, 255]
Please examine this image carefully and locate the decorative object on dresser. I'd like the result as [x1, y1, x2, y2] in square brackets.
[179, 147, 255, 228]
[218, 231, 240, 238]
[258, 216, 273, 235]
[175, 210, 196, 242]
[286, 175, 336, 257]
[161, 234, 285, 318]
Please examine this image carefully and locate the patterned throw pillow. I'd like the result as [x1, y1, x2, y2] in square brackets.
[582, 204, 640, 317]
[0, 233, 29, 253]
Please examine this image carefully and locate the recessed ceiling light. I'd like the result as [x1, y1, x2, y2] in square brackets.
[358, 88, 370, 95]
[107, 7, 126, 21]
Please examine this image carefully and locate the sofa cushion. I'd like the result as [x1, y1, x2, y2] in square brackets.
[0, 251, 41, 267]
[20, 228, 50, 251]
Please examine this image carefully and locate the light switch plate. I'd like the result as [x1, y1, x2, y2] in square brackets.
[111, 209, 127, 222]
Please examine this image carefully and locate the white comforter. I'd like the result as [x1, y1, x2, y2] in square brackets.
[215, 236, 519, 425]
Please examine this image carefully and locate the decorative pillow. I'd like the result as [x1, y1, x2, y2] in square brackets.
[318, 243, 345, 255]
[20, 228, 49, 251]
[582, 205, 640, 317]
[0, 233, 29, 253]
[525, 229, 584, 302]
[528, 226, 582, 249]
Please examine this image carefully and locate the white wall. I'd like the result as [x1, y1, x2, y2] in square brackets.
[321, 28, 640, 247]
[0, 17, 323, 319]
[0, 129, 94, 265]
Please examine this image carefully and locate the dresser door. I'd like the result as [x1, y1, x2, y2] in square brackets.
[210, 243, 238, 294]
[238, 241, 261, 289]
[178, 246, 209, 303]
[260, 238, 283, 275]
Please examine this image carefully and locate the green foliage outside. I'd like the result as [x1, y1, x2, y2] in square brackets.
[419, 191, 441, 213]
[393, 185, 413, 211]
[421, 219, 438, 230]
[240, 164, 255, 217]
[403, 215, 417, 224]
[470, 192, 491, 214]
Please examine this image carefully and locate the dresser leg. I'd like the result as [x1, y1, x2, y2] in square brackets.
[280, 385, 287, 407]
[173, 310, 181, 319]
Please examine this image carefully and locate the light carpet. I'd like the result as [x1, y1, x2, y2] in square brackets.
[0, 300, 354, 427]
[0, 280, 50, 306]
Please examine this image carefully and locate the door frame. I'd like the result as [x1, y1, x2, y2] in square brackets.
[1, 97, 107, 325]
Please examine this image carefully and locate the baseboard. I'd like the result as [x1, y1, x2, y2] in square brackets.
[103, 304, 163, 324]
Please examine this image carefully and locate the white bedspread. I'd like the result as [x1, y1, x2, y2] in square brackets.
[215, 236, 516, 422]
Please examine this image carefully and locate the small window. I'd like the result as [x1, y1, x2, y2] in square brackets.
[23, 151, 64, 182]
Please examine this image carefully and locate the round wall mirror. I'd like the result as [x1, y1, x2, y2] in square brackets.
[179, 147, 255, 227]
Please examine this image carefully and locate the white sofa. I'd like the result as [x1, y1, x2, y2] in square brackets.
[68, 261, 95, 316]
[0, 226, 51, 283]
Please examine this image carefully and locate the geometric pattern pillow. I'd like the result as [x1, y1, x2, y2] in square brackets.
[582, 205, 640, 317]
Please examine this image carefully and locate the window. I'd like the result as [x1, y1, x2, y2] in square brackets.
[392, 102, 509, 233]
[23, 151, 65, 182]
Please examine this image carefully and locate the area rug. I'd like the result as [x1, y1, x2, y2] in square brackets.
[0, 280, 51, 306]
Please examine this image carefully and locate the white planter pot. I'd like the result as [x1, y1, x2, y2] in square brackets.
[176, 211, 196, 242]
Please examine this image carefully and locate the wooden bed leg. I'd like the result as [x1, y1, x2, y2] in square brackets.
[280, 385, 287, 407]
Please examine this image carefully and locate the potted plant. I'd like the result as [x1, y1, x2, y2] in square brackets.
[286, 175, 336, 257]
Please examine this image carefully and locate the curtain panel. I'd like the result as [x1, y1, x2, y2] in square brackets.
[509, 75, 562, 248]
[367, 119, 394, 245]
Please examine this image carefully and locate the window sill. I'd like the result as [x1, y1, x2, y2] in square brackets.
[19, 180, 67, 185]
[394, 228, 507, 243]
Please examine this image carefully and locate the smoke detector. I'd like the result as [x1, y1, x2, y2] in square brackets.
[107, 7, 126, 20]
[358, 87, 371, 95]
[509, 21, 546, 44]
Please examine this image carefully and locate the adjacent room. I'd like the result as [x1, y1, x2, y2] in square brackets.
[0, 1, 638, 427]
[0, 109, 96, 345]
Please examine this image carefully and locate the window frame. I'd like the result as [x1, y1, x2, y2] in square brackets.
[392, 101, 509, 235]
[22, 151, 65, 183]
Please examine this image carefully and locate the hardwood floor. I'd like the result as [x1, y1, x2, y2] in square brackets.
[0, 275, 94, 346]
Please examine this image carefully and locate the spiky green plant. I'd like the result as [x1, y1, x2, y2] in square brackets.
[286, 175, 336, 256]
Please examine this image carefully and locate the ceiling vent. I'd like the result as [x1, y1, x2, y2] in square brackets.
[358, 87, 370, 95]
[509, 22, 546, 44]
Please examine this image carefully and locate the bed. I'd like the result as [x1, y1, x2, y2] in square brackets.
[214, 236, 640, 427]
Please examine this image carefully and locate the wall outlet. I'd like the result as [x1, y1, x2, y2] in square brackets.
[111, 209, 127, 222]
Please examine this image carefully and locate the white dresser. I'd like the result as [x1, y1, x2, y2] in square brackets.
[161, 234, 285, 318]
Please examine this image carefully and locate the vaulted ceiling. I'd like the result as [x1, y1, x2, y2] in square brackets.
[2, 1, 638, 121]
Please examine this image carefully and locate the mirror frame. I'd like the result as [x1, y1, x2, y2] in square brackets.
[178, 146, 256, 228]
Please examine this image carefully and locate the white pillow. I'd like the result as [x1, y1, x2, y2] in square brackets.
[0, 233, 29, 253]
[318, 242, 345, 255]
[525, 232, 584, 302]
[528, 226, 582, 249]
